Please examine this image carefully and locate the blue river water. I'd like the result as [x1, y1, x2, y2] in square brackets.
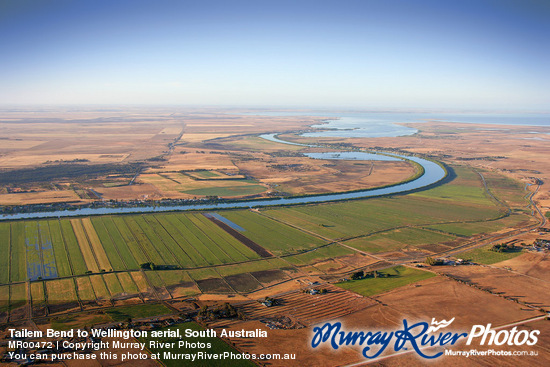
[247, 111, 550, 138]
[0, 134, 446, 220]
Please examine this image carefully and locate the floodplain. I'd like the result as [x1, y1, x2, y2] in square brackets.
[1, 108, 549, 366]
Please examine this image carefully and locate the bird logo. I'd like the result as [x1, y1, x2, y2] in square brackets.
[427, 317, 456, 333]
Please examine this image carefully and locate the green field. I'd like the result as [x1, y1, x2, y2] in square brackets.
[47, 220, 72, 277]
[458, 245, 524, 264]
[425, 213, 532, 237]
[284, 244, 355, 265]
[59, 219, 88, 275]
[10, 222, 27, 283]
[144, 269, 167, 288]
[109, 217, 149, 265]
[0, 163, 535, 311]
[186, 170, 245, 180]
[341, 227, 456, 253]
[46, 278, 78, 303]
[184, 184, 266, 197]
[411, 166, 493, 205]
[140, 322, 256, 367]
[222, 211, 327, 255]
[117, 272, 139, 293]
[103, 273, 124, 296]
[187, 267, 221, 281]
[481, 170, 530, 208]
[89, 275, 110, 300]
[90, 217, 126, 271]
[0, 223, 10, 284]
[155, 270, 192, 286]
[191, 170, 221, 178]
[216, 259, 290, 277]
[262, 166, 511, 241]
[0, 212, 266, 281]
[75, 276, 96, 301]
[262, 194, 503, 241]
[336, 265, 436, 297]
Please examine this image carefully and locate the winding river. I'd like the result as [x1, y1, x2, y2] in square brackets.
[0, 134, 446, 220]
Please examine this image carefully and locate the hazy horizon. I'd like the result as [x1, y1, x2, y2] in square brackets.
[1, 0, 549, 109]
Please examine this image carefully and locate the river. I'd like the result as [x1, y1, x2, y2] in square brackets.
[0, 134, 446, 220]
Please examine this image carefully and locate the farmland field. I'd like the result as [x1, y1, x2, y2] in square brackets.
[196, 277, 233, 293]
[109, 217, 150, 265]
[37, 221, 58, 279]
[216, 259, 290, 277]
[89, 274, 110, 301]
[183, 183, 266, 197]
[341, 228, 456, 253]
[117, 272, 139, 294]
[0, 153, 539, 321]
[284, 244, 356, 265]
[130, 272, 150, 292]
[225, 273, 262, 292]
[1, 107, 550, 367]
[46, 220, 71, 277]
[10, 222, 27, 282]
[336, 265, 436, 297]
[411, 165, 492, 205]
[123, 216, 167, 265]
[46, 278, 78, 303]
[75, 276, 96, 301]
[260, 166, 513, 242]
[70, 218, 100, 273]
[221, 211, 327, 255]
[103, 272, 124, 297]
[457, 245, 524, 264]
[424, 213, 532, 237]
[250, 269, 290, 285]
[481, 170, 531, 208]
[59, 219, 88, 275]
[263, 195, 503, 240]
[139, 171, 266, 198]
[186, 170, 245, 180]
[188, 267, 221, 281]
[0, 223, 10, 284]
[154, 270, 191, 285]
[90, 217, 126, 271]
[25, 221, 44, 281]
[99, 217, 139, 269]
[144, 269, 167, 288]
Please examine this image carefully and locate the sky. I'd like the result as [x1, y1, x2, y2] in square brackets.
[0, 0, 549, 110]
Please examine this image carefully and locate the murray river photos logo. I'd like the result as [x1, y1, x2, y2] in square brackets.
[311, 318, 540, 359]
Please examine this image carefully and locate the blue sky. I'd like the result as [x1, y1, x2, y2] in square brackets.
[0, 0, 548, 109]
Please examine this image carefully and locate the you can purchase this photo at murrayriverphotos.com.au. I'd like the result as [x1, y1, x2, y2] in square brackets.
[1, 1, 550, 366]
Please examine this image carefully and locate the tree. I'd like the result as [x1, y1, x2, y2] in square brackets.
[426, 257, 444, 266]
[140, 262, 153, 270]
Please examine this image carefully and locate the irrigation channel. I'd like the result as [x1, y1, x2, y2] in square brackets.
[0, 134, 447, 220]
